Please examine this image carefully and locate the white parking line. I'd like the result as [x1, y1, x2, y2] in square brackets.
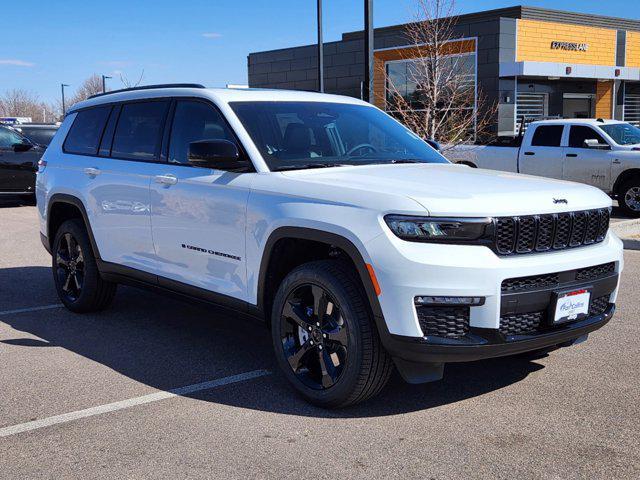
[0, 369, 271, 438]
[0, 304, 63, 316]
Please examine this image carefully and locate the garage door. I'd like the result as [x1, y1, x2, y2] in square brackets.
[516, 93, 548, 133]
[624, 94, 640, 126]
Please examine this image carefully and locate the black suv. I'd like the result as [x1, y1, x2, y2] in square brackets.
[0, 125, 45, 196]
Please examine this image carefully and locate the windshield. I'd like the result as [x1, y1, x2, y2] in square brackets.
[230, 101, 448, 171]
[599, 123, 640, 145]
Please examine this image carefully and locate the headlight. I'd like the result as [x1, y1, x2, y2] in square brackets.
[384, 215, 493, 243]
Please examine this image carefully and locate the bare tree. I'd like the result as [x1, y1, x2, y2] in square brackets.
[67, 74, 104, 107]
[0, 89, 59, 123]
[383, 0, 495, 144]
[119, 69, 145, 89]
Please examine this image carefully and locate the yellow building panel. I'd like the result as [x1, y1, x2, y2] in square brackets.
[595, 81, 613, 119]
[627, 31, 640, 67]
[516, 19, 616, 66]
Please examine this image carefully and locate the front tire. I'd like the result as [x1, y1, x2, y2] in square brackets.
[618, 177, 640, 217]
[52, 219, 117, 312]
[271, 260, 393, 408]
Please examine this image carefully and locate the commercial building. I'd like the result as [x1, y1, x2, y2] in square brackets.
[248, 6, 640, 136]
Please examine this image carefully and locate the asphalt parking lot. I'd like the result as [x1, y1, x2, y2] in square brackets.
[1, 200, 639, 479]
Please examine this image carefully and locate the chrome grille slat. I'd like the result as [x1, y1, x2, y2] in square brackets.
[494, 208, 610, 256]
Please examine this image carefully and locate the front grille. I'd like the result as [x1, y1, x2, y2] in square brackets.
[502, 262, 616, 293]
[576, 262, 615, 282]
[589, 295, 610, 316]
[494, 208, 610, 256]
[499, 311, 543, 335]
[499, 294, 610, 336]
[502, 272, 560, 293]
[416, 306, 469, 338]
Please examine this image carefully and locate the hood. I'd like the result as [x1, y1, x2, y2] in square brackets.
[281, 163, 612, 217]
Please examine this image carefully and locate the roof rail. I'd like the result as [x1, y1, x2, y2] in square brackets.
[88, 83, 206, 100]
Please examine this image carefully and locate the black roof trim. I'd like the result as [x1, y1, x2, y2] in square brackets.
[88, 83, 206, 100]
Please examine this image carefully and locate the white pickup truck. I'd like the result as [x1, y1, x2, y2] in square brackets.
[446, 119, 640, 216]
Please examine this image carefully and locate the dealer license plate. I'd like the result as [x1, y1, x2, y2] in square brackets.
[553, 288, 591, 324]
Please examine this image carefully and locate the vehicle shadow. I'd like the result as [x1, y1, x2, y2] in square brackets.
[0, 266, 546, 418]
[0, 195, 35, 208]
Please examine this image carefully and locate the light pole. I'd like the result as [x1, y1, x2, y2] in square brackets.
[363, 0, 374, 103]
[317, 0, 324, 92]
[61, 83, 69, 117]
[101, 75, 112, 93]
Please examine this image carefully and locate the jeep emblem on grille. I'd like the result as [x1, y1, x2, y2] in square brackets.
[553, 198, 568, 204]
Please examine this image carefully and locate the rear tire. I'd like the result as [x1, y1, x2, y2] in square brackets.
[618, 177, 640, 217]
[52, 219, 117, 313]
[271, 260, 393, 408]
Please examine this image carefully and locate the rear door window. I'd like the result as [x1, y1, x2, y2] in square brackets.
[63, 106, 112, 155]
[111, 101, 169, 161]
[531, 125, 564, 147]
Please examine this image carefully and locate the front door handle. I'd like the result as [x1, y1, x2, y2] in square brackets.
[566, 153, 578, 158]
[84, 167, 101, 177]
[524, 151, 535, 156]
[154, 174, 178, 186]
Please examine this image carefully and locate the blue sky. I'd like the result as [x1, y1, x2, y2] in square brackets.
[2, 0, 639, 104]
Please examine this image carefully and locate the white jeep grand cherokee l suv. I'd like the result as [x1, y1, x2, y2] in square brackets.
[37, 84, 623, 408]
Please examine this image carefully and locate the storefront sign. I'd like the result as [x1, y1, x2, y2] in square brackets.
[551, 41, 588, 52]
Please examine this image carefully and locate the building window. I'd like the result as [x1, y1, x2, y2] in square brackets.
[384, 53, 477, 137]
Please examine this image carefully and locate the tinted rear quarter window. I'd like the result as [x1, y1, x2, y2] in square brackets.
[63, 107, 112, 155]
[111, 101, 169, 161]
[531, 125, 564, 147]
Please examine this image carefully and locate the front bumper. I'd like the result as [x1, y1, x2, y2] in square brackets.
[385, 304, 615, 364]
[365, 230, 624, 338]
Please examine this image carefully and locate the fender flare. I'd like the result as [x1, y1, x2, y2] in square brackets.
[47, 193, 102, 260]
[256, 226, 385, 322]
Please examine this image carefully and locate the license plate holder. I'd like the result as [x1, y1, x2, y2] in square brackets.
[550, 287, 592, 325]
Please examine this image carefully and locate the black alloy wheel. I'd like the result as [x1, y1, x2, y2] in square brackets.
[55, 232, 85, 303]
[52, 219, 117, 312]
[271, 260, 393, 408]
[280, 283, 348, 390]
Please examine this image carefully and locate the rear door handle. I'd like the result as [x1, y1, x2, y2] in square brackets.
[524, 151, 535, 156]
[154, 174, 178, 186]
[613, 159, 621, 164]
[566, 153, 578, 158]
[84, 167, 101, 177]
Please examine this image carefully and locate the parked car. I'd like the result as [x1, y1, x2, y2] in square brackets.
[37, 85, 623, 407]
[0, 125, 44, 197]
[13, 124, 59, 147]
[446, 119, 640, 216]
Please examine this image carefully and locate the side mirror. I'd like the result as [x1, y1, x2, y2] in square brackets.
[12, 142, 33, 153]
[583, 139, 610, 150]
[425, 138, 441, 151]
[188, 139, 248, 171]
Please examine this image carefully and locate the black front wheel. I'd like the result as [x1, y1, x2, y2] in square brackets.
[271, 261, 393, 408]
[52, 219, 116, 312]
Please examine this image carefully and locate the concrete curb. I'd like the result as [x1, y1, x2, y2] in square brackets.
[610, 217, 640, 235]
[622, 239, 640, 251]
[610, 218, 640, 250]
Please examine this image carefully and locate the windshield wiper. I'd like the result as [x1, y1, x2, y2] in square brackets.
[273, 163, 349, 172]
[389, 159, 421, 164]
